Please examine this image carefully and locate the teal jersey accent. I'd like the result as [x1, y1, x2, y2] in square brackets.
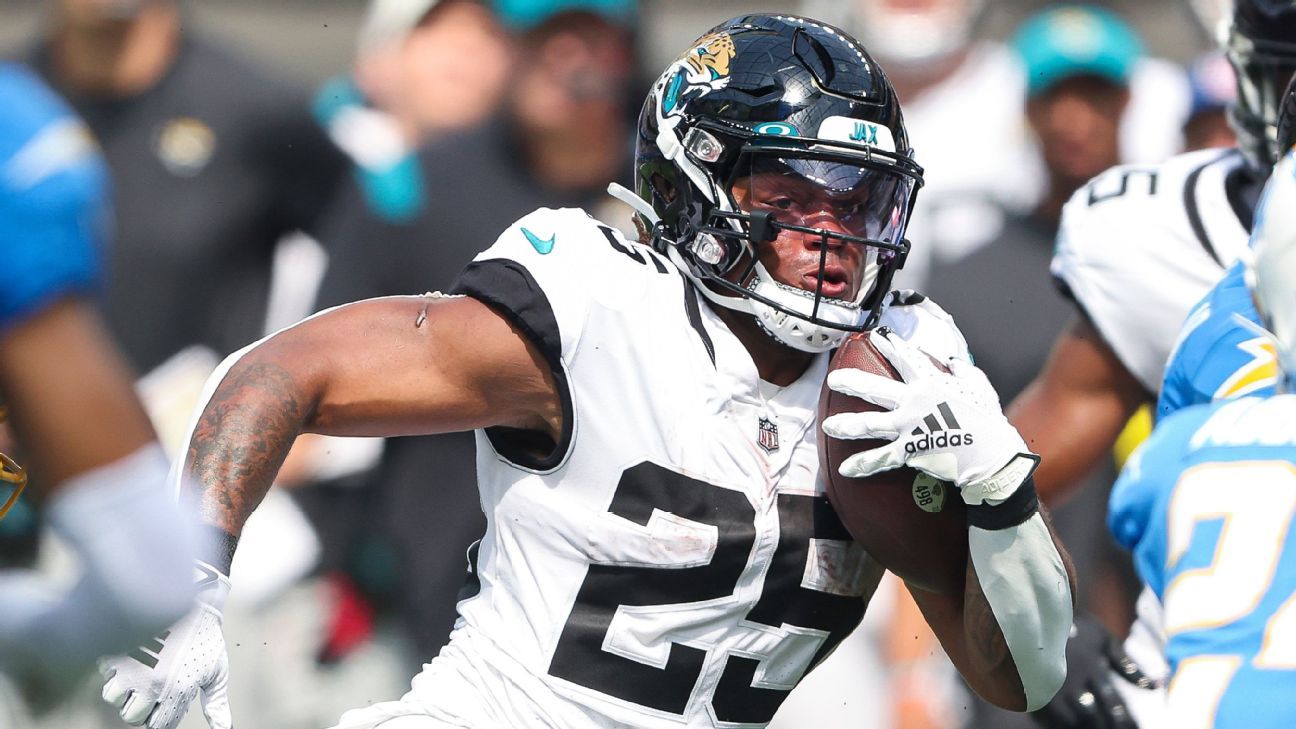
[1158, 262, 1275, 421]
[522, 227, 555, 255]
[1110, 395, 1296, 728]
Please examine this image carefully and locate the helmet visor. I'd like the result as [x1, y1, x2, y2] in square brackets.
[730, 152, 916, 246]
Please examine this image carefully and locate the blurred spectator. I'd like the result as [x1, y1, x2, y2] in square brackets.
[1183, 50, 1238, 151]
[306, 0, 637, 666]
[28, 0, 348, 376]
[925, 7, 1145, 728]
[1014, 5, 1138, 228]
[316, 0, 512, 223]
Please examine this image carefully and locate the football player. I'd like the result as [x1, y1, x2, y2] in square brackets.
[1009, 0, 1296, 502]
[1155, 79, 1296, 421]
[1033, 72, 1296, 729]
[98, 15, 1075, 729]
[1103, 135, 1296, 729]
[0, 63, 196, 712]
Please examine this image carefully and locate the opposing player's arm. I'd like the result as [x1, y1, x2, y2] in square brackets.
[1007, 314, 1147, 505]
[186, 294, 560, 537]
[0, 298, 157, 492]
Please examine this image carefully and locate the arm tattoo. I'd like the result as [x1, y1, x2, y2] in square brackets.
[965, 563, 1012, 671]
[186, 360, 312, 533]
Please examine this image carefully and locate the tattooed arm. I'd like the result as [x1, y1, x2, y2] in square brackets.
[184, 294, 561, 536]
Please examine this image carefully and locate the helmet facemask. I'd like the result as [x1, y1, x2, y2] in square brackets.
[653, 125, 920, 353]
[1227, 20, 1296, 168]
[630, 14, 925, 353]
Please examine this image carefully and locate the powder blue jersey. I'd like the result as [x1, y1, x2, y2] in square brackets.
[1109, 395, 1296, 729]
[0, 62, 107, 333]
[1157, 262, 1275, 421]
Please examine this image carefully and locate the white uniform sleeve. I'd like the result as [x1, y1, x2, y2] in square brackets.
[1050, 152, 1247, 393]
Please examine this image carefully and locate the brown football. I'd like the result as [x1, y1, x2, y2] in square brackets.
[818, 330, 968, 596]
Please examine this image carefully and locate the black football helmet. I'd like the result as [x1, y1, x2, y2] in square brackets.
[1227, 0, 1296, 169]
[1279, 69, 1296, 153]
[625, 14, 924, 353]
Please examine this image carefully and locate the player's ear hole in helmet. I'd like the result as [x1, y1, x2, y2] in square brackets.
[623, 14, 924, 354]
[1227, 0, 1296, 170]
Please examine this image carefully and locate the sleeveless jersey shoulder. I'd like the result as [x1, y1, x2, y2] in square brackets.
[449, 207, 678, 470]
[1157, 262, 1274, 420]
[0, 63, 107, 332]
[450, 207, 673, 363]
[1051, 149, 1251, 392]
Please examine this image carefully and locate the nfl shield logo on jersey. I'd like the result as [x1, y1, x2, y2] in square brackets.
[757, 416, 779, 453]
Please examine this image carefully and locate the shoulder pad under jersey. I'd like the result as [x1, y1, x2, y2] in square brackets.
[878, 290, 973, 364]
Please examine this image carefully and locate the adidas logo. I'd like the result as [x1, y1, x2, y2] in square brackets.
[904, 402, 974, 454]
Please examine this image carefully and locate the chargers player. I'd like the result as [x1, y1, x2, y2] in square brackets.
[1010, 0, 1296, 503]
[98, 15, 1075, 729]
[0, 63, 196, 712]
[1106, 139, 1296, 729]
[1157, 261, 1274, 420]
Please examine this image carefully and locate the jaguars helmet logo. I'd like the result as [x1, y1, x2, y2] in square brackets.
[660, 32, 736, 117]
[684, 32, 736, 81]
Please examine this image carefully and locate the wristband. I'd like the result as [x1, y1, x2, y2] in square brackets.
[967, 477, 1040, 531]
[200, 525, 239, 576]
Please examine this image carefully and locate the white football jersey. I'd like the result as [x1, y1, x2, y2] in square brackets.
[1051, 148, 1253, 393]
[336, 208, 969, 729]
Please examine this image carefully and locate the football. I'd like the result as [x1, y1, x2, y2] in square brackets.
[818, 331, 968, 596]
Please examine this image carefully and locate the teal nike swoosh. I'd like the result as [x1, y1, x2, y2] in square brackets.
[522, 227, 555, 255]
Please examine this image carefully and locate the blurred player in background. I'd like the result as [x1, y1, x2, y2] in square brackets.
[1013, 0, 1296, 507]
[99, 14, 1074, 729]
[1104, 132, 1296, 729]
[0, 61, 196, 720]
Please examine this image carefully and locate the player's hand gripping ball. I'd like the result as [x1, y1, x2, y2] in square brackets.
[818, 330, 968, 595]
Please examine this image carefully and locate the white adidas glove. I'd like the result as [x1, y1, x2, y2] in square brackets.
[821, 330, 1038, 507]
[100, 562, 233, 729]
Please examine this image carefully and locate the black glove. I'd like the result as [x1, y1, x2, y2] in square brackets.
[1030, 614, 1161, 729]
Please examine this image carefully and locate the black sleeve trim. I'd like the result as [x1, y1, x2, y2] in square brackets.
[1183, 153, 1231, 266]
[966, 478, 1040, 531]
[200, 525, 238, 576]
[682, 284, 716, 367]
[1224, 159, 1260, 234]
[450, 259, 574, 471]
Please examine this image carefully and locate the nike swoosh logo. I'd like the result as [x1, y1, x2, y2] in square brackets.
[522, 227, 555, 255]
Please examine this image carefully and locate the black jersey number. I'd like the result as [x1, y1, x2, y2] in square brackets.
[1086, 168, 1159, 206]
[547, 462, 866, 721]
